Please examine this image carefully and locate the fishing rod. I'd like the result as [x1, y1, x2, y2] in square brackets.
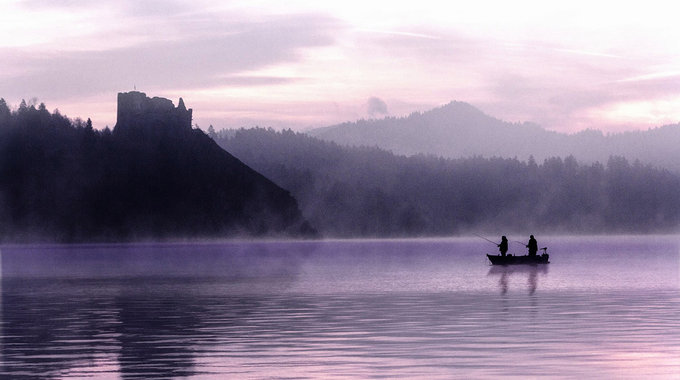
[514, 240, 527, 247]
[474, 233, 499, 246]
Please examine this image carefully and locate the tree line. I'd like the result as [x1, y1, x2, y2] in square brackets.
[0, 100, 311, 242]
[216, 127, 680, 236]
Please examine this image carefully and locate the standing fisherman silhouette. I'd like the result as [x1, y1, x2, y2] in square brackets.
[526, 235, 538, 257]
[498, 236, 508, 257]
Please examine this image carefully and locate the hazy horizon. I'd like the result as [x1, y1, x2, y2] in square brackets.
[2, 1, 680, 133]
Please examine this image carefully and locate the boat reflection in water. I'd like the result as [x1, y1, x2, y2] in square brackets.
[487, 264, 549, 295]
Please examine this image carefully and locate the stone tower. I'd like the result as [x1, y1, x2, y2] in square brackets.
[114, 91, 193, 134]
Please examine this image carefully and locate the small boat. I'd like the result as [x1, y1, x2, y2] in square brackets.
[487, 254, 549, 265]
[487, 249, 550, 265]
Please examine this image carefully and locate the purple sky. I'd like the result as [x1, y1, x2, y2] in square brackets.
[2, 0, 680, 133]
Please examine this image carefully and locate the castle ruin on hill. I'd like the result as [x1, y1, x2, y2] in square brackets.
[114, 91, 192, 134]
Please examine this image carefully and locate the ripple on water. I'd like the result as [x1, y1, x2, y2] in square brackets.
[0, 237, 679, 378]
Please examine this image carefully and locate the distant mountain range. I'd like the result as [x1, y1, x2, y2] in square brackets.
[308, 101, 680, 171]
[0, 93, 313, 242]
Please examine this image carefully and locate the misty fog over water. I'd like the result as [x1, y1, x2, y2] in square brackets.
[1, 236, 678, 378]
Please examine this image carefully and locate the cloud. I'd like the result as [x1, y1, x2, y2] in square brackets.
[481, 67, 680, 131]
[462, 38, 680, 130]
[357, 29, 442, 40]
[19, 0, 97, 9]
[0, 13, 341, 100]
[367, 97, 388, 116]
[361, 27, 484, 64]
[616, 70, 680, 83]
[5, 2, 680, 132]
[21, 0, 191, 15]
[215, 75, 302, 86]
[553, 48, 621, 59]
[351, 26, 680, 131]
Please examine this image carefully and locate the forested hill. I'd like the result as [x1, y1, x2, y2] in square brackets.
[216, 127, 680, 237]
[308, 101, 680, 172]
[0, 97, 314, 242]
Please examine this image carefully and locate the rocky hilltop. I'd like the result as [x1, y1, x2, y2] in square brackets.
[0, 93, 314, 242]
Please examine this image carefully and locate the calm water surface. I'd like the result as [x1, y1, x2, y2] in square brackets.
[0, 236, 678, 379]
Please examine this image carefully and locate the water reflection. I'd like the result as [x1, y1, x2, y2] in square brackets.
[487, 265, 549, 295]
[0, 250, 3, 375]
[0, 277, 222, 379]
[1, 278, 115, 378]
[0, 238, 678, 379]
[0, 242, 317, 379]
[115, 288, 202, 378]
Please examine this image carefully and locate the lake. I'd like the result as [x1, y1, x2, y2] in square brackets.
[0, 236, 678, 379]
